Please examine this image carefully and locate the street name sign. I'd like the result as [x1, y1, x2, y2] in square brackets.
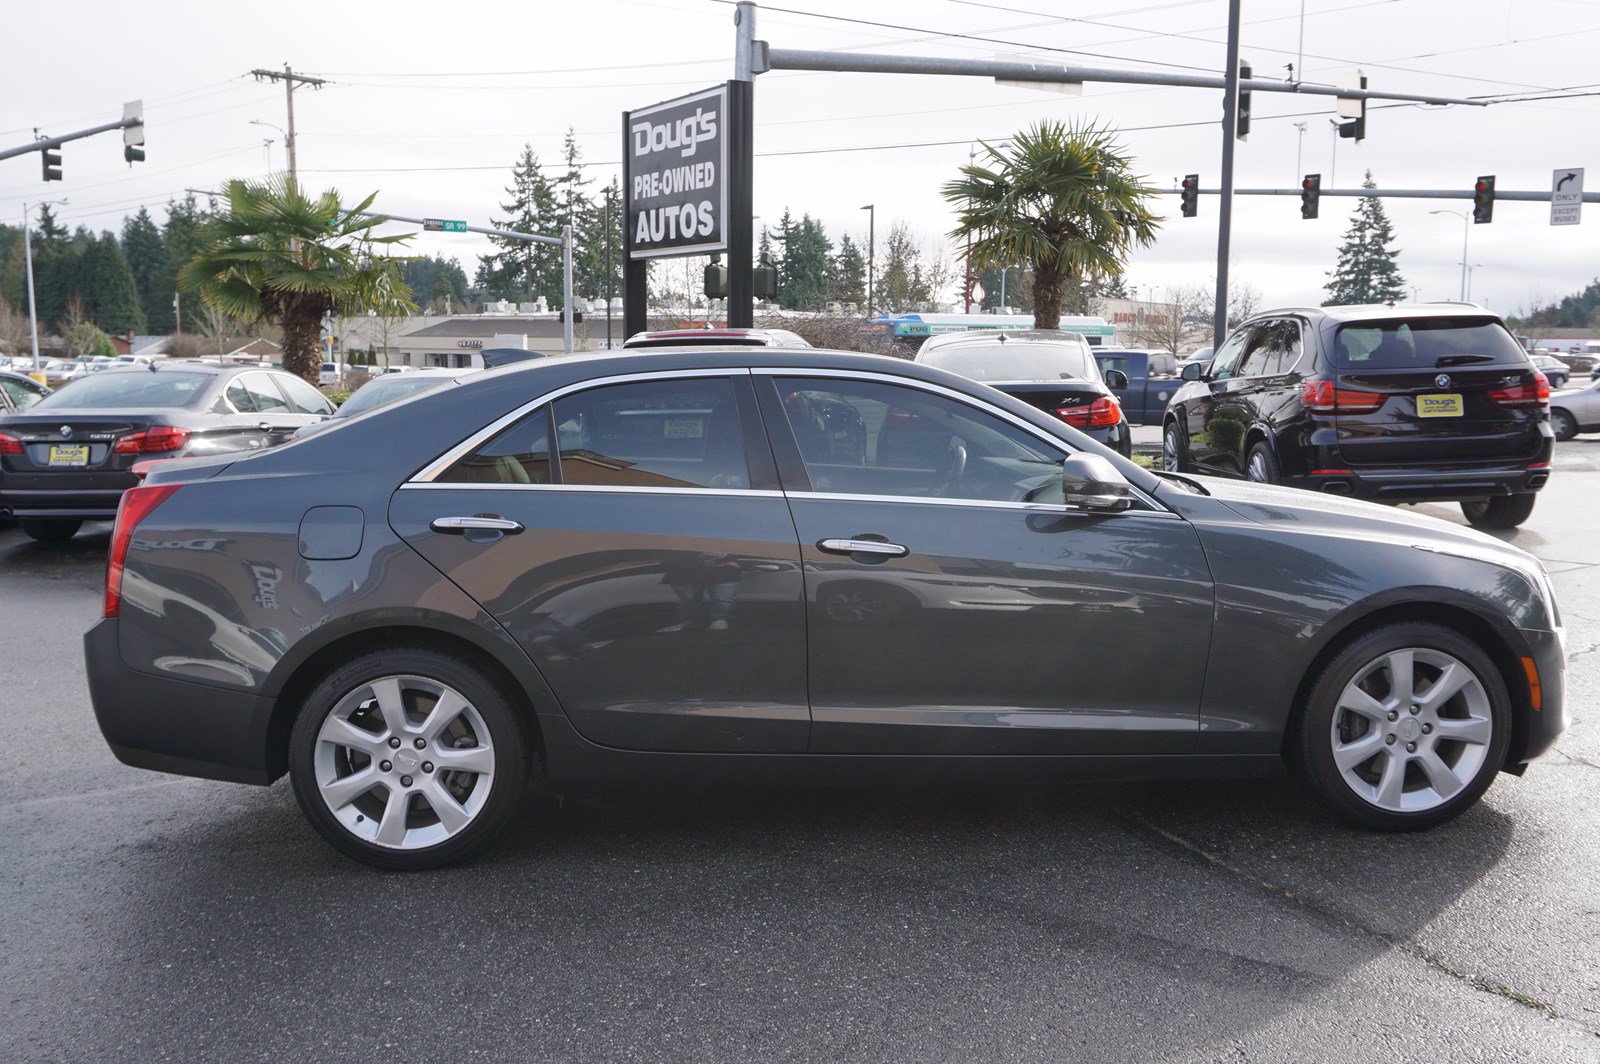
[624, 84, 729, 259]
[1551, 169, 1583, 226]
[423, 218, 468, 233]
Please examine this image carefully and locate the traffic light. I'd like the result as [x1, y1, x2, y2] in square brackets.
[703, 254, 728, 299]
[42, 149, 62, 181]
[123, 99, 145, 166]
[1300, 174, 1321, 220]
[753, 252, 778, 300]
[1337, 74, 1367, 142]
[1236, 61, 1252, 140]
[1473, 175, 1495, 224]
[1180, 174, 1199, 218]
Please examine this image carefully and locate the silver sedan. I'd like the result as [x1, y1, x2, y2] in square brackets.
[1550, 378, 1600, 440]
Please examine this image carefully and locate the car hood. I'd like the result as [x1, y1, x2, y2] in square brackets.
[1178, 474, 1545, 572]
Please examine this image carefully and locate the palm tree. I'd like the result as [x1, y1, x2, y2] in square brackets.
[943, 120, 1161, 330]
[179, 177, 413, 382]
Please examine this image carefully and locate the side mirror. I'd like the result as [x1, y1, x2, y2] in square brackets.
[1103, 368, 1129, 390]
[1181, 361, 1204, 382]
[1061, 453, 1134, 512]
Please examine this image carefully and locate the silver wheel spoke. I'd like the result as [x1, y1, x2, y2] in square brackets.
[320, 766, 381, 809]
[1419, 662, 1471, 711]
[370, 677, 410, 738]
[1333, 731, 1386, 772]
[418, 692, 470, 742]
[1337, 686, 1388, 723]
[322, 716, 386, 758]
[1434, 715, 1492, 746]
[421, 781, 471, 834]
[1418, 750, 1465, 800]
[1374, 749, 1407, 808]
[374, 787, 410, 846]
[1385, 650, 1416, 706]
[433, 744, 494, 775]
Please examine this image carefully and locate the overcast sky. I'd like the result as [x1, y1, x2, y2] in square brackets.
[2, 0, 1597, 315]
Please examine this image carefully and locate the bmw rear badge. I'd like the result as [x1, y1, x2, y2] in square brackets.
[1435, 374, 1451, 388]
[59, 425, 71, 438]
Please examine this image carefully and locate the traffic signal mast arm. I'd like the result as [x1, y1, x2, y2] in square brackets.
[1161, 185, 1598, 203]
[0, 104, 145, 165]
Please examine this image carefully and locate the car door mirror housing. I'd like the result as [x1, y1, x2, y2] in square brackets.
[1103, 368, 1129, 390]
[1181, 362, 1204, 382]
[1061, 454, 1134, 512]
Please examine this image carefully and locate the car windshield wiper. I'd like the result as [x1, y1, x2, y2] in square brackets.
[1434, 354, 1497, 366]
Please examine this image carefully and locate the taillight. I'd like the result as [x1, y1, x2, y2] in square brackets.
[104, 484, 181, 618]
[1489, 372, 1550, 410]
[0, 432, 21, 455]
[113, 425, 190, 455]
[1299, 378, 1383, 414]
[1056, 396, 1122, 428]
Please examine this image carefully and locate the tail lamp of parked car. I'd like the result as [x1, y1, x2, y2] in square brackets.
[1055, 396, 1123, 428]
[1298, 378, 1384, 414]
[113, 425, 190, 455]
[0, 432, 22, 455]
[1487, 371, 1550, 410]
[104, 484, 182, 618]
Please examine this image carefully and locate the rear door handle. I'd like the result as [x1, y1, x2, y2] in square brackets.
[818, 537, 908, 558]
[431, 515, 525, 534]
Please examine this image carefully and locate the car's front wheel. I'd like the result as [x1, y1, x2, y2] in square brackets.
[288, 648, 530, 870]
[1162, 421, 1188, 473]
[1461, 493, 1537, 529]
[1289, 622, 1511, 831]
[18, 518, 82, 543]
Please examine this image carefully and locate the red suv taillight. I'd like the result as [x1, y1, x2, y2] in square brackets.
[0, 432, 21, 455]
[1488, 371, 1550, 410]
[1299, 378, 1384, 414]
[1056, 396, 1122, 428]
[104, 484, 181, 618]
[113, 425, 190, 455]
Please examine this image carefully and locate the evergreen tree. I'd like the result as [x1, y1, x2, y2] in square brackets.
[121, 208, 168, 334]
[555, 128, 608, 302]
[1324, 171, 1407, 306]
[878, 221, 932, 312]
[577, 177, 623, 306]
[80, 232, 145, 334]
[160, 194, 210, 332]
[481, 145, 562, 305]
[777, 213, 832, 310]
[831, 233, 866, 306]
[400, 254, 469, 311]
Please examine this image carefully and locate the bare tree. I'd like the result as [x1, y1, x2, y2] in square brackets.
[196, 304, 240, 356]
[1123, 289, 1194, 356]
[0, 296, 30, 360]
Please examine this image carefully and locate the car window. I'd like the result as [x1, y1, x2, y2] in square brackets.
[1333, 318, 1527, 369]
[275, 373, 336, 416]
[437, 406, 554, 485]
[226, 379, 256, 413]
[772, 376, 1064, 504]
[1235, 327, 1277, 378]
[555, 378, 750, 490]
[35, 371, 209, 409]
[920, 340, 1096, 382]
[0, 376, 46, 411]
[1207, 327, 1254, 382]
[337, 376, 451, 417]
[240, 372, 291, 414]
[1274, 320, 1306, 375]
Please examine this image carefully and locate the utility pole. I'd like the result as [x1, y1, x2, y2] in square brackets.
[248, 65, 326, 186]
[604, 191, 614, 349]
[860, 203, 875, 318]
[173, 291, 182, 336]
[1212, 0, 1242, 350]
[1293, 121, 1307, 185]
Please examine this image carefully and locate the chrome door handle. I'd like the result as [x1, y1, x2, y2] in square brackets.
[431, 516, 525, 534]
[818, 538, 908, 558]
[257, 422, 273, 432]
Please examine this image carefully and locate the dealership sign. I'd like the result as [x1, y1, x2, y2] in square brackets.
[625, 85, 728, 259]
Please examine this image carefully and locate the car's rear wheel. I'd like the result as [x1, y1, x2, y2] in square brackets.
[1461, 493, 1537, 529]
[1245, 442, 1280, 484]
[1162, 421, 1188, 473]
[18, 518, 82, 543]
[1551, 408, 1578, 442]
[289, 648, 530, 870]
[1289, 622, 1510, 831]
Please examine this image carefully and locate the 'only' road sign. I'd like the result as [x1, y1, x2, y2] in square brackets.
[1551, 169, 1584, 226]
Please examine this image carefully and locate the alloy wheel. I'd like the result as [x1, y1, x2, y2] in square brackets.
[1329, 647, 1493, 813]
[313, 674, 496, 850]
[1162, 427, 1182, 472]
[1246, 452, 1271, 482]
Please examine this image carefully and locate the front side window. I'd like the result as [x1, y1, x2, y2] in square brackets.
[1207, 327, 1255, 382]
[772, 376, 1063, 503]
[555, 378, 748, 490]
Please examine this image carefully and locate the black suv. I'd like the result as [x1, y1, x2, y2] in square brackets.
[1162, 304, 1553, 528]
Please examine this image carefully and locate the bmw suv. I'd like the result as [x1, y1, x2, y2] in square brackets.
[1162, 304, 1553, 528]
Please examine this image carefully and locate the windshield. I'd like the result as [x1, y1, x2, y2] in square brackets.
[35, 371, 209, 409]
[1332, 318, 1527, 370]
[922, 342, 1096, 382]
[336, 375, 451, 417]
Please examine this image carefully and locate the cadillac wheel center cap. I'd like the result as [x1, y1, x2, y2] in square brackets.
[394, 749, 420, 771]
[1398, 717, 1422, 743]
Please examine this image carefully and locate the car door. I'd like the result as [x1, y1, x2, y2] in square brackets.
[754, 370, 1214, 756]
[1199, 325, 1276, 476]
[238, 372, 307, 445]
[1182, 325, 1253, 472]
[390, 370, 810, 753]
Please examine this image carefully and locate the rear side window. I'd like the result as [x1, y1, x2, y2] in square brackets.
[555, 378, 749, 490]
[1333, 318, 1527, 369]
[276, 373, 336, 416]
[0, 376, 46, 411]
[240, 373, 290, 413]
[438, 407, 554, 485]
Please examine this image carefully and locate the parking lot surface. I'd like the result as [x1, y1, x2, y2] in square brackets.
[3, 440, 1597, 1062]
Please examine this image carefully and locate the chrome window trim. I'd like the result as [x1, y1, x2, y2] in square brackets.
[398, 483, 784, 499]
[784, 490, 1179, 520]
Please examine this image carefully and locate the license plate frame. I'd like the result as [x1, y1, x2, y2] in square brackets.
[46, 444, 91, 467]
[1416, 393, 1464, 418]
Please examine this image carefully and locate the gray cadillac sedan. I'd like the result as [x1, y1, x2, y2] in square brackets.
[86, 348, 1566, 869]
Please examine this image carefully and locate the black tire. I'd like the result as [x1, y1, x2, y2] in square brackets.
[1245, 441, 1280, 484]
[288, 647, 530, 870]
[1461, 493, 1537, 529]
[1162, 420, 1188, 473]
[1551, 408, 1578, 442]
[18, 518, 82, 543]
[1287, 622, 1512, 832]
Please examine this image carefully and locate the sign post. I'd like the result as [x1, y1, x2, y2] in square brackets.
[1551, 169, 1584, 226]
[622, 83, 733, 336]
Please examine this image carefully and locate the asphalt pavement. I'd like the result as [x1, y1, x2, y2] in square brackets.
[2, 443, 1598, 1062]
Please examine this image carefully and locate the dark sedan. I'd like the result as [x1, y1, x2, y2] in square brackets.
[86, 348, 1564, 869]
[0, 363, 332, 542]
